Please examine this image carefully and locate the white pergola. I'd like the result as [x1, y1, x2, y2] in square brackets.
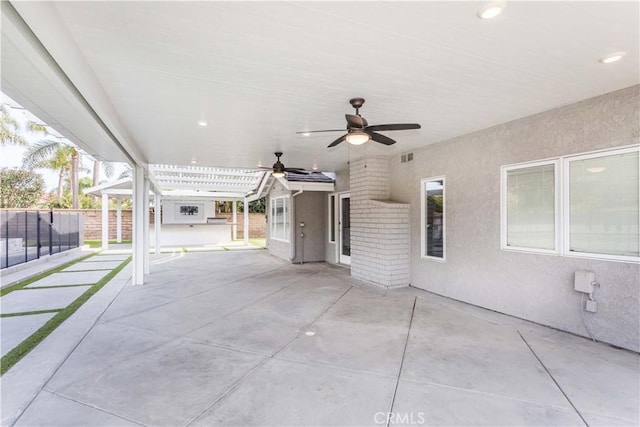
[85, 165, 270, 282]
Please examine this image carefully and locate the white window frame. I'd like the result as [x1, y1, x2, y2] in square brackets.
[328, 194, 336, 243]
[270, 195, 290, 242]
[562, 146, 639, 263]
[500, 145, 639, 263]
[421, 176, 446, 262]
[500, 159, 561, 255]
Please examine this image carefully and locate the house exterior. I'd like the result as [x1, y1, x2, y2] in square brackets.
[267, 86, 640, 353]
[265, 173, 335, 264]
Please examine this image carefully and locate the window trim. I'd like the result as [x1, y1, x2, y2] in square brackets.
[562, 146, 640, 263]
[420, 175, 446, 262]
[270, 195, 290, 243]
[500, 145, 639, 263]
[500, 159, 561, 255]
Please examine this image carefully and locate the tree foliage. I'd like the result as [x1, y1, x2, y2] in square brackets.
[0, 105, 27, 146]
[0, 168, 44, 208]
[22, 139, 81, 208]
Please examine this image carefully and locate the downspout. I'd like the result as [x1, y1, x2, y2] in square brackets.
[289, 189, 303, 262]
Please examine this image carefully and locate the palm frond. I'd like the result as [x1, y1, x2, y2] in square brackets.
[0, 104, 27, 146]
[26, 121, 49, 135]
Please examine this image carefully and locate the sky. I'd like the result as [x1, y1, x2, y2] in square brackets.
[1, 92, 127, 191]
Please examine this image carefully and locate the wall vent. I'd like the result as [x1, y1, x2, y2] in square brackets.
[400, 153, 414, 163]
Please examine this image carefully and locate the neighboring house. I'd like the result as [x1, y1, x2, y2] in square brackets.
[265, 86, 640, 353]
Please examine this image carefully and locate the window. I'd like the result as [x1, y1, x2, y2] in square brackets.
[565, 148, 639, 260]
[502, 161, 558, 253]
[328, 194, 336, 243]
[421, 176, 445, 260]
[501, 146, 639, 262]
[270, 196, 290, 242]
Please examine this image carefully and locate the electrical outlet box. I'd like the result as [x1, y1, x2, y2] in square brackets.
[574, 271, 595, 294]
[585, 300, 597, 313]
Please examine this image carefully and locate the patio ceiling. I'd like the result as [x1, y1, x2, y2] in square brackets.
[2, 2, 638, 172]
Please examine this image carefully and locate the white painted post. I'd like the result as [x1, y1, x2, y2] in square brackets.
[243, 197, 249, 246]
[143, 178, 150, 275]
[154, 193, 161, 255]
[101, 193, 109, 250]
[232, 200, 238, 241]
[116, 198, 122, 243]
[132, 165, 145, 285]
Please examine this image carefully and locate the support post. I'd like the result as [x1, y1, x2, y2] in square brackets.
[143, 178, 150, 275]
[232, 200, 238, 241]
[243, 197, 249, 245]
[116, 198, 122, 243]
[132, 165, 145, 285]
[154, 193, 161, 255]
[101, 193, 109, 250]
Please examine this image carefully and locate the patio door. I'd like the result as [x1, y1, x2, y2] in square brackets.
[339, 193, 351, 265]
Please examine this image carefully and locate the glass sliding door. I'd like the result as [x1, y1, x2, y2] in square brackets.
[339, 193, 351, 265]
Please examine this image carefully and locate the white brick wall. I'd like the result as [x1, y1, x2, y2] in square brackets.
[349, 156, 410, 287]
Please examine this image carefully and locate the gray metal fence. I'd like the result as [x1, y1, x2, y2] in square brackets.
[0, 210, 81, 269]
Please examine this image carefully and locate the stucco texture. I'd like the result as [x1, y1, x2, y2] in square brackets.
[389, 85, 640, 352]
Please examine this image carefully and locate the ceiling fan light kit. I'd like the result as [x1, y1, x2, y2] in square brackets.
[298, 98, 421, 148]
[345, 131, 370, 145]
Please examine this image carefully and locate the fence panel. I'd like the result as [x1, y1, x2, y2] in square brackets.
[1, 210, 82, 270]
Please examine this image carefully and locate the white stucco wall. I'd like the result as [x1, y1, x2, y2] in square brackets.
[388, 85, 640, 351]
[162, 199, 215, 224]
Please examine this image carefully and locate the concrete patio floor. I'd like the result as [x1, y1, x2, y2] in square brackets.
[4, 250, 639, 426]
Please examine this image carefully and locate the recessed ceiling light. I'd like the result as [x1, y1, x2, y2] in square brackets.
[312, 164, 318, 171]
[191, 159, 197, 164]
[477, 1, 505, 19]
[599, 52, 626, 64]
[197, 120, 208, 127]
[302, 132, 311, 137]
[305, 331, 315, 336]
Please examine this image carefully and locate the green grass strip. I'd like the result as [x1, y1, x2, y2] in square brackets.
[18, 284, 94, 290]
[0, 256, 131, 376]
[1, 309, 62, 318]
[0, 253, 97, 297]
[84, 239, 132, 248]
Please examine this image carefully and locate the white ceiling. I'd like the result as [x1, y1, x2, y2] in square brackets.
[4, 1, 639, 173]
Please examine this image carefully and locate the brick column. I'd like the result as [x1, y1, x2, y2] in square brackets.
[350, 156, 410, 287]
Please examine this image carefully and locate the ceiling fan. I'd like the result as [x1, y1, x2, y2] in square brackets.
[297, 98, 421, 147]
[261, 152, 308, 178]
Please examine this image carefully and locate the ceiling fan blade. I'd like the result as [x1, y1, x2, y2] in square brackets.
[366, 123, 421, 132]
[367, 131, 396, 146]
[284, 168, 309, 174]
[295, 129, 344, 134]
[328, 134, 347, 148]
[346, 114, 367, 129]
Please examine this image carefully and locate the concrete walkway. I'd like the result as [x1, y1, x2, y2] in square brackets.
[1, 252, 130, 358]
[3, 251, 638, 426]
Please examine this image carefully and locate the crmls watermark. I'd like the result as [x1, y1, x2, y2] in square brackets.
[374, 412, 426, 425]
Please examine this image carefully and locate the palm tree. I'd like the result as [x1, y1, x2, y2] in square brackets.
[0, 104, 27, 145]
[22, 140, 81, 208]
[92, 159, 114, 186]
